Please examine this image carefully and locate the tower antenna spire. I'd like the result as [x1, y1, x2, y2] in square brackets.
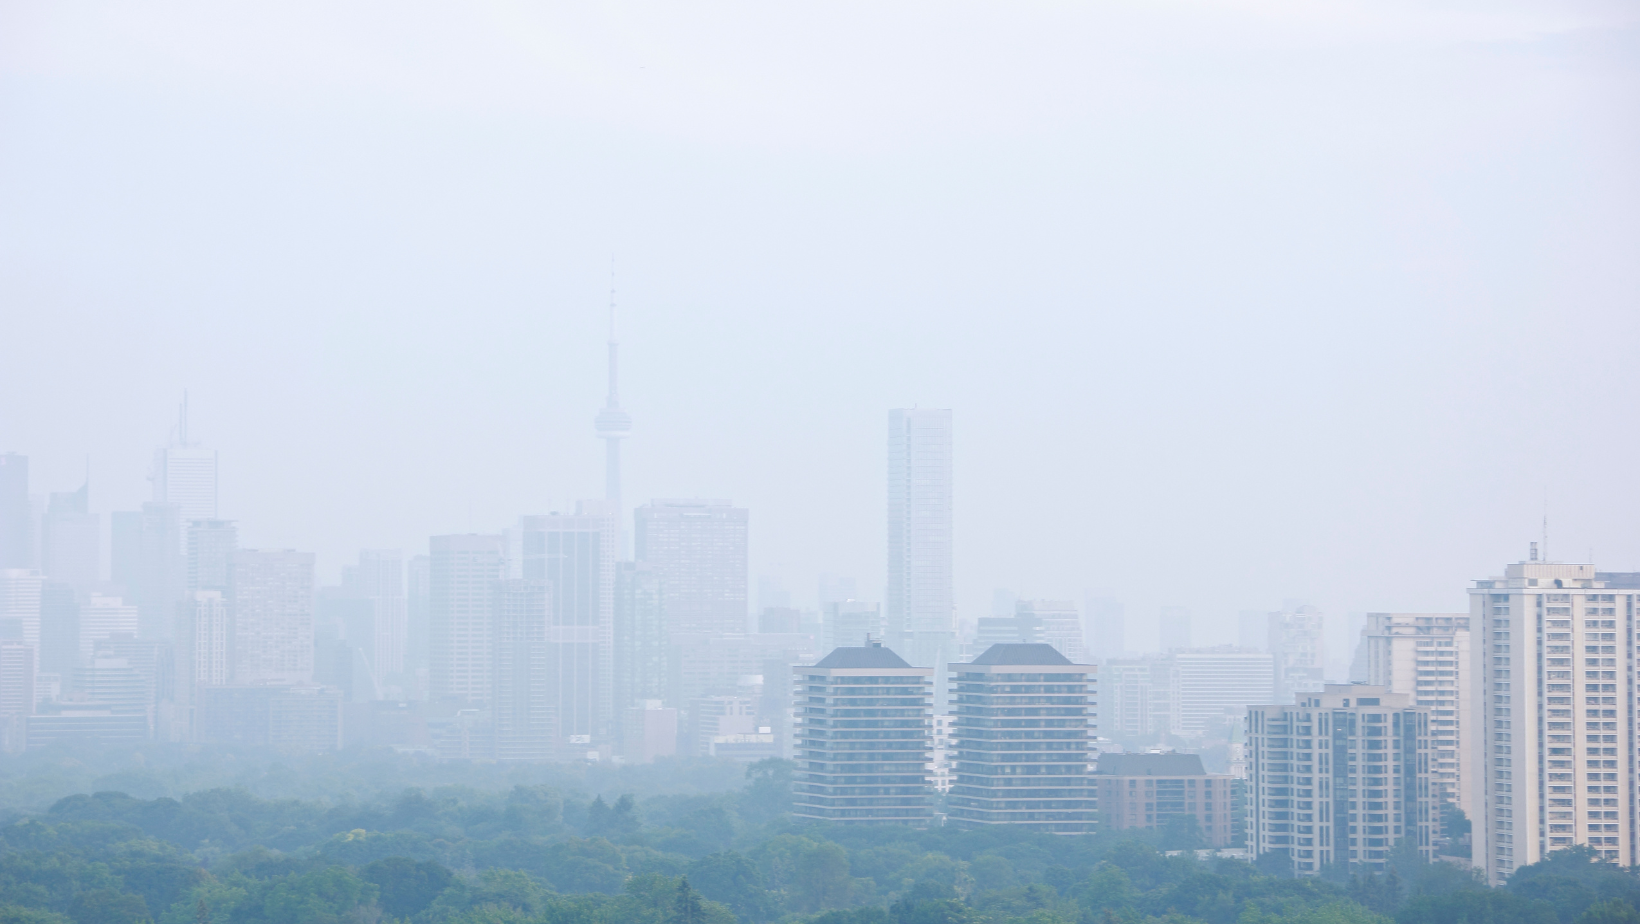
[594, 259, 633, 524]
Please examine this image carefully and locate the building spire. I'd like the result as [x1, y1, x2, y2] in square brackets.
[594, 262, 633, 512]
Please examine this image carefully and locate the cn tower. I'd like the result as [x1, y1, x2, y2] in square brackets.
[594, 283, 632, 518]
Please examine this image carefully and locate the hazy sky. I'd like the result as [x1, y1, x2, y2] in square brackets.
[2, 1, 1637, 654]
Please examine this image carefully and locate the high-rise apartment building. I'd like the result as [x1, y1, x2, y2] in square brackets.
[491, 578, 552, 760]
[1469, 558, 1640, 883]
[793, 641, 934, 825]
[229, 550, 315, 685]
[41, 481, 97, 589]
[1270, 605, 1326, 702]
[887, 408, 954, 691]
[519, 503, 617, 743]
[1247, 684, 1434, 876]
[429, 534, 506, 703]
[1350, 613, 1469, 816]
[1102, 656, 1179, 738]
[182, 591, 230, 688]
[635, 499, 748, 637]
[0, 454, 28, 569]
[948, 643, 1097, 833]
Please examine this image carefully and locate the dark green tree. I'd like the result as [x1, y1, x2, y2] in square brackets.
[686, 851, 776, 922]
[362, 856, 454, 918]
[65, 890, 148, 924]
[672, 877, 707, 924]
[1577, 900, 1640, 924]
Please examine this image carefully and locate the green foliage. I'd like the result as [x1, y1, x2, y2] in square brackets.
[1396, 889, 1557, 924]
[1577, 900, 1640, 924]
[361, 856, 453, 918]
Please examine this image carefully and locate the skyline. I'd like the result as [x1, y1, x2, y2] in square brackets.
[3, 2, 1637, 654]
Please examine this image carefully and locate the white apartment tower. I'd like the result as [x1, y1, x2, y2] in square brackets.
[1351, 614, 1469, 817]
[887, 408, 954, 689]
[1469, 556, 1640, 884]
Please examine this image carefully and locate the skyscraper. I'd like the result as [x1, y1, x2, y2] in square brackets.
[613, 561, 666, 713]
[187, 519, 237, 595]
[151, 395, 217, 524]
[110, 503, 184, 639]
[0, 454, 28, 569]
[41, 480, 97, 589]
[635, 499, 749, 637]
[229, 550, 315, 685]
[428, 534, 506, 703]
[0, 570, 43, 660]
[1469, 557, 1640, 883]
[491, 578, 552, 760]
[886, 408, 953, 681]
[1173, 646, 1275, 736]
[518, 503, 617, 744]
[1083, 594, 1125, 661]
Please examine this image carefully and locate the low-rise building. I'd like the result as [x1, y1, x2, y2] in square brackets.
[1096, 751, 1234, 846]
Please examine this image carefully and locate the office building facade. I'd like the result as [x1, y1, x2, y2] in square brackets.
[519, 504, 617, 744]
[428, 534, 505, 703]
[229, 550, 315, 685]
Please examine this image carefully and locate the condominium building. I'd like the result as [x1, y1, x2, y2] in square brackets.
[1096, 752, 1235, 846]
[1349, 613, 1469, 816]
[1247, 683, 1434, 876]
[357, 550, 407, 678]
[1469, 557, 1640, 884]
[491, 578, 552, 760]
[1102, 656, 1179, 738]
[793, 641, 934, 826]
[1269, 605, 1326, 703]
[948, 643, 1097, 833]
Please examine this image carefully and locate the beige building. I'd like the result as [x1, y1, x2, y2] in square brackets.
[1469, 557, 1640, 884]
[1096, 751, 1235, 846]
[1351, 614, 1470, 820]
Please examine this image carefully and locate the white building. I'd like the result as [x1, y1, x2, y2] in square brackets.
[357, 549, 407, 678]
[635, 499, 748, 637]
[1350, 613, 1469, 815]
[886, 408, 954, 697]
[429, 534, 506, 703]
[151, 398, 218, 524]
[1247, 683, 1434, 876]
[1017, 599, 1087, 664]
[0, 569, 43, 658]
[229, 550, 315, 685]
[1469, 556, 1640, 883]
[186, 591, 230, 687]
[1174, 647, 1275, 736]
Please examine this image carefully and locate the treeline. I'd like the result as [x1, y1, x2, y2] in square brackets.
[0, 756, 1636, 923]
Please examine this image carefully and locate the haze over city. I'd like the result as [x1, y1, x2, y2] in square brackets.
[0, 4, 1638, 920]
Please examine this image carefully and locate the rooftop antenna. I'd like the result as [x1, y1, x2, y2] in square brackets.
[1542, 495, 1549, 563]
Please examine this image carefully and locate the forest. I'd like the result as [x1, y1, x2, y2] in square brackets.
[0, 745, 1635, 924]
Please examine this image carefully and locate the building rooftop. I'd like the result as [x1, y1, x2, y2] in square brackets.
[1097, 752, 1207, 776]
[812, 643, 913, 669]
[968, 643, 1074, 666]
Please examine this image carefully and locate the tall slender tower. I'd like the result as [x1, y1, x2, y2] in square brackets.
[887, 408, 954, 699]
[594, 285, 632, 528]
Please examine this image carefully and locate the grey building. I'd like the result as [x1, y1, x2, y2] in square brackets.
[614, 561, 666, 713]
[519, 503, 617, 744]
[428, 534, 505, 703]
[492, 578, 552, 760]
[948, 643, 1097, 833]
[635, 499, 748, 637]
[793, 641, 934, 826]
[229, 549, 315, 685]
